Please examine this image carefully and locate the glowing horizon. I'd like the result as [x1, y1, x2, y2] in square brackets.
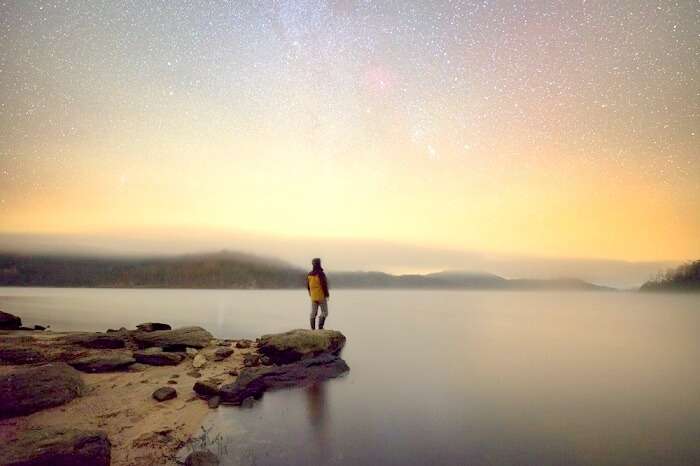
[1, 1, 698, 263]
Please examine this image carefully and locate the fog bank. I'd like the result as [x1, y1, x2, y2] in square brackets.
[0, 231, 677, 288]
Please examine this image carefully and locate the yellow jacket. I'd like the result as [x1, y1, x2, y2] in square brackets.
[307, 272, 328, 302]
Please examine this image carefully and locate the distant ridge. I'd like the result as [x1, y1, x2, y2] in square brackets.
[331, 270, 612, 291]
[0, 251, 304, 289]
[0, 252, 613, 291]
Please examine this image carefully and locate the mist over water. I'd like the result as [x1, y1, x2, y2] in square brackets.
[0, 232, 675, 288]
[2, 288, 698, 465]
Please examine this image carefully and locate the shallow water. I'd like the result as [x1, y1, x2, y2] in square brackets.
[1, 288, 699, 465]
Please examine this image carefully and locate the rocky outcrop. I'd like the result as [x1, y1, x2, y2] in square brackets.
[133, 349, 185, 366]
[213, 347, 233, 361]
[0, 310, 22, 330]
[152, 387, 177, 402]
[185, 450, 220, 466]
[68, 354, 136, 373]
[136, 322, 172, 332]
[257, 329, 346, 364]
[0, 363, 85, 418]
[0, 427, 111, 466]
[219, 354, 349, 405]
[63, 332, 126, 349]
[132, 326, 213, 351]
[0, 346, 46, 365]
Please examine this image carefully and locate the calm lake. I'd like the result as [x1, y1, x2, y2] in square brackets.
[1, 288, 699, 466]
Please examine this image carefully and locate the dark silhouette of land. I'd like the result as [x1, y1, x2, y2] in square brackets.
[0, 251, 614, 290]
[640, 260, 700, 292]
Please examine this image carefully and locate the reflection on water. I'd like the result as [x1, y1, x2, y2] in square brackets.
[307, 383, 328, 430]
[1, 288, 699, 465]
[306, 383, 329, 461]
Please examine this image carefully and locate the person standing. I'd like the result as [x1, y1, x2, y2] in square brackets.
[307, 258, 329, 330]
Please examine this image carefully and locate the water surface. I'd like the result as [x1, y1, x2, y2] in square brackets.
[1, 288, 699, 465]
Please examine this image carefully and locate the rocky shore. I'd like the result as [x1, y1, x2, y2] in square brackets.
[0, 310, 349, 465]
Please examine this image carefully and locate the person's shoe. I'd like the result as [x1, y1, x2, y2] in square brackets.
[310, 318, 316, 330]
[319, 316, 326, 330]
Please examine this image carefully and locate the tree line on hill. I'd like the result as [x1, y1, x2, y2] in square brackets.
[0, 251, 615, 290]
[640, 260, 700, 292]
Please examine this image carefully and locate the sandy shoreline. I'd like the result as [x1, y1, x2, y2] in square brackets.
[0, 330, 257, 466]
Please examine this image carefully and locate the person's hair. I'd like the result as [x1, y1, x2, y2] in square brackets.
[312, 257, 321, 267]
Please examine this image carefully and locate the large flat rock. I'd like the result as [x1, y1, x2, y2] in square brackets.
[133, 349, 185, 366]
[0, 346, 46, 365]
[68, 353, 136, 373]
[63, 332, 126, 349]
[132, 326, 213, 350]
[219, 354, 349, 405]
[0, 362, 85, 419]
[0, 427, 110, 466]
[257, 329, 346, 364]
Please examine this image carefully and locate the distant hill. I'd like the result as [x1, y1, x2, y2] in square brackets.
[424, 270, 508, 288]
[330, 270, 611, 290]
[0, 252, 613, 291]
[0, 251, 305, 289]
[640, 260, 700, 292]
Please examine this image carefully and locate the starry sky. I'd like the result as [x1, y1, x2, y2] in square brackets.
[1, 0, 698, 263]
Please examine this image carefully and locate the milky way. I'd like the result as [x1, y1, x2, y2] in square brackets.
[0, 1, 698, 260]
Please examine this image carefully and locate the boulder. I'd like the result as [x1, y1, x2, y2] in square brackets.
[136, 322, 172, 332]
[219, 354, 349, 405]
[132, 326, 213, 350]
[64, 332, 126, 349]
[185, 450, 220, 466]
[33, 325, 46, 331]
[0, 427, 110, 466]
[0, 363, 85, 418]
[0, 310, 22, 330]
[0, 346, 46, 365]
[243, 354, 260, 367]
[257, 329, 346, 365]
[234, 339, 252, 349]
[213, 347, 233, 361]
[193, 380, 219, 399]
[187, 370, 202, 378]
[68, 354, 135, 373]
[133, 349, 185, 366]
[152, 387, 177, 402]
